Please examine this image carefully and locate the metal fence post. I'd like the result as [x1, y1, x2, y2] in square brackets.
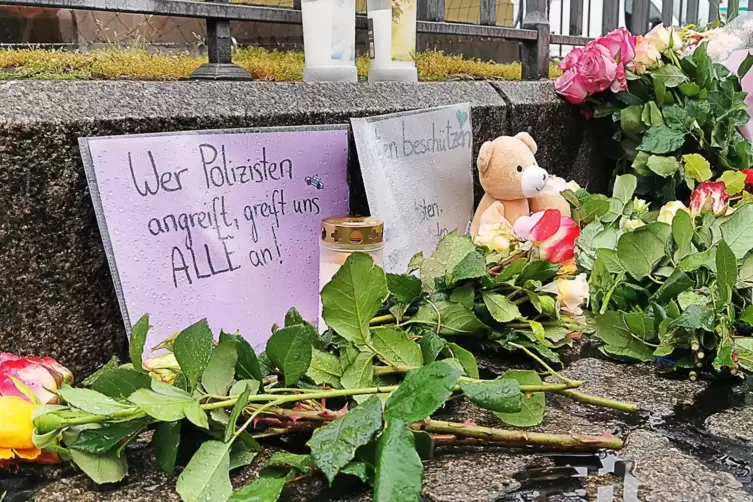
[417, 0, 445, 52]
[480, 0, 496, 26]
[521, 0, 549, 80]
[190, 0, 252, 80]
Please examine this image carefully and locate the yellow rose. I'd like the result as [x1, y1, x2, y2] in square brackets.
[143, 352, 180, 385]
[0, 396, 57, 465]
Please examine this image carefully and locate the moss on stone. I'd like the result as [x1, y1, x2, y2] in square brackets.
[0, 46, 561, 81]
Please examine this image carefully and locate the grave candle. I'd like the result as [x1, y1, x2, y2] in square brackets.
[366, 0, 418, 82]
[319, 216, 384, 331]
[302, 0, 358, 82]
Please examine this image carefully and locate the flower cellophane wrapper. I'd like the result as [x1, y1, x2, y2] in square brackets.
[704, 13, 753, 140]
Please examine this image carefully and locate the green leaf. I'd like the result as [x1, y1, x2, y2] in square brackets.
[496, 258, 527, 282]
[229, 476, 285, 502]
[266, 325, 313, 386]
[386, 273, 422, 304]
[620, 105, 646, 134]
[738, 53, 753, 78]
[284, 307, 305, 327]
[577, 199, 610, 225]
[229, 449, 258, 471]
[373, 328, 423, 369]
[494, 370, 545, 427]
[459, 378, 521, 413]
[482, 292, 521, 323]
[654, 78, 667, 106]
[129, 314, 150, 372]
[69, 448, 128, 484]
[672, 209, 694, 261]
[613, 174, 637, 204]
[632, 151, 652, 176]
[713, 337, 735, 371]
[594, 311, 655, 362]
[306, 348, 342, 387]
[445, 343, 479, 379]
[420, 232, 477, 293]
[683, 153, 713, 182]
[341, 352, 375, 394]
[624, 312, 655, 340]
[322, 253, 388, 345]
[70, 418, 149, 454]
[308, 396, 383, 483]
[679, 248, 717, 272]
[384, 361, 462, 422]
[202, 340, 238, 396]
[716, 240, 737, 304]
[642, 101, 663, 127]
[374, 419, 423, 502]
[173, 319, 214, 393]
[601, 198, 625, 224]
[340, 461, 370, 482]
[647, 155, 680, 177]
[517, 260, 561, 283]
[448, 250, 487, 285]
[225, 382, 253, 442]
[177, 441, 233, 502]
[91, 369, 151, 399]
[652, 65, 689, 87]
[719, 170, 747, 196]
[596, 248, 625, 273]
[420, 332, 447, 363]
[219, 332, 263, 382]
[651, 269, 693, 304]
[267, 452, 315, 473]
[154, 421, 181, 474]
[449, 283, 475, 309]
[128, 380, 196, 422]
[638, 125, 686, 155]
[408, 252, 424, 273]
[669, 304, 716, 331]
[617, 222, 671, 280]
[739, 253, 753, 285]
[410, 300, 487, 336]
[57, 388, 130, 416]
[721, 204, 753, 258]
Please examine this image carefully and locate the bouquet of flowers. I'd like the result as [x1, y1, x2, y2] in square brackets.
[555, 24, 753, 203]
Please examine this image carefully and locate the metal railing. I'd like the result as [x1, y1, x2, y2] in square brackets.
[0, 0, 707, 81]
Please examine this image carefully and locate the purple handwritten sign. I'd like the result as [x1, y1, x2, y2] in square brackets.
[79, 126, 349, 352]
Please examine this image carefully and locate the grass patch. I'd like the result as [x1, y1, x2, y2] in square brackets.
[0, 46, 561, 81]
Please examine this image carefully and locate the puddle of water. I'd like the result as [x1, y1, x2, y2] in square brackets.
[500, 451, 640, 502]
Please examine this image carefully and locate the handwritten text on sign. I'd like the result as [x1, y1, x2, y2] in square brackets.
[80, 127, 349, 351]
[351, 104, 474, 272]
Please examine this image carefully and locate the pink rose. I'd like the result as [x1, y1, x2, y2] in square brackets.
[689, 181, 729, 217]
[610, 63, 627, 92]
[0, 353, 73, 404]
[578, 42, 618, 94]
[513, 209, 580, 264]
[554, 67, 589, 105]
[558, 47, 583, 71]
[597, 27, 636, 64]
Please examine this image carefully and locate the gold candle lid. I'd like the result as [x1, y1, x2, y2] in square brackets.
[321, 216, 384, 245]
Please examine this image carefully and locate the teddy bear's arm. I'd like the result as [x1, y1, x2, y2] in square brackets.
[529, 192, 572, 217]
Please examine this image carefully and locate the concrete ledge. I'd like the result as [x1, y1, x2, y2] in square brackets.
[0, 80, 603, 376]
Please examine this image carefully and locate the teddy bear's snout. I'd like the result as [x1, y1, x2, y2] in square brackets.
[521, 165, 549, 197]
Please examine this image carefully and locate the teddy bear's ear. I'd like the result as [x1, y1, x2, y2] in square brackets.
[515, 132, 537, 155]
[477, 141, 494, 173]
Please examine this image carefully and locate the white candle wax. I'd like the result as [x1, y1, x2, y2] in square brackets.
[369, 8, 393, 65]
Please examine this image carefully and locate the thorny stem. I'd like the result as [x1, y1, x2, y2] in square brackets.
[412, 419, 623, 450]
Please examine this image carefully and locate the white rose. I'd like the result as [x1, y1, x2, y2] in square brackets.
[657, 200, 690, 224]
[645, 24, 682, 53]
[565, 180, 582, 192]
[632, 198, 650, 216]
[555, 273, 590, 316]
[622, 219, 646, 232]
[633, 37, 662, 72]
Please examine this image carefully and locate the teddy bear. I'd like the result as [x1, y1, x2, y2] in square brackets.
[470, 132, 571, 238]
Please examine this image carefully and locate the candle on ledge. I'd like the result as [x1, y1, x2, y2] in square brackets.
[319, 216, 385, 331]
